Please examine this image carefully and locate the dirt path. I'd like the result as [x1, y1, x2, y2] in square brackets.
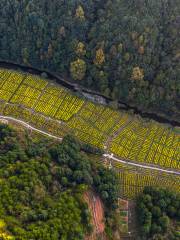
[0, 115, 179, 176]
[103, 153, 180, 175]
[0, 115, 62, 141]
[84, 191, 105, 240]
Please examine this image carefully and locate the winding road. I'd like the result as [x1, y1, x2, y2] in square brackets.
[0, 115, 63, 141]
[0, 115, 180, 176]
[103, 154, 180, 176]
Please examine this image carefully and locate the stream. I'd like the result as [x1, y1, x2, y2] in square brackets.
[0, 60, 179, 127]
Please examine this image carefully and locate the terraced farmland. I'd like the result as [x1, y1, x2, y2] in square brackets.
[112, 160, 180, 199]
[0, 68, 179, 169]
[93, 157, 180, 199]
[0, 68, 179, 199]
[110, 120, 180, 169]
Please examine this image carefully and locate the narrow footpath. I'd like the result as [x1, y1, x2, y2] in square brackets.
[0, 115, 63, 141]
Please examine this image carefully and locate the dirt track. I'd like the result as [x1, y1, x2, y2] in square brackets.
[0, 115, 179, 176]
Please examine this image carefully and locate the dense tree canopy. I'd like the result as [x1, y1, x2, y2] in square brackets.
[0, 0, 179, 120]
[0, 124, 119, 240]
[137, 186, 180, 240]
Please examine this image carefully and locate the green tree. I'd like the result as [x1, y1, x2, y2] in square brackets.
[159, 216, 170, 232]
[70, 58, 86, 80]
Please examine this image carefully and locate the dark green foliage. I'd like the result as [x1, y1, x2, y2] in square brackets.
[0, 131, 88, 239]
[49, 135, 119, 209]
[0, 125, 119, 239]
[0, 124, 13, 140]
[0, 0, 179, 119]
[94, 167, 119, 210]
[137, 186, 180, 239]
[81, 143, 104, 155]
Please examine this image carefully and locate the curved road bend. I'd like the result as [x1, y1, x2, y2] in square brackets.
[0, 115, 63, 141]
[0, 115, 179, 176]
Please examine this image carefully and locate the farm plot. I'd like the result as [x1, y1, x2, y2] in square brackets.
[111, 160, 180, 199]
[3, 104, 69, 138]
[0, 70, 24, 101]
[67, 117, 106, 148]
[118, 199, 129, 233]
[0, 68, 179, 173]
[110, 120, 180, 170]
[77, 102, 123, 134]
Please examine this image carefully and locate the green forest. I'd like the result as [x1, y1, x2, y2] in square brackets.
[0, 124, 119, 240]
[0, 0, 179, 120]
[137, 186, 180, 240]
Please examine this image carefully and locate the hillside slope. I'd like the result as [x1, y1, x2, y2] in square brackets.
[0, 68, 179, 171]
[0, 68, 179, 200]
[0, 124, 119, 240]
[0, 0, 179, 120]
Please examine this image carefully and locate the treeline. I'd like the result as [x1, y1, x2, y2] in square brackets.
[137, 186, 180, 240]
[0, 124, 119, 240]
[0, 0, 179, 119]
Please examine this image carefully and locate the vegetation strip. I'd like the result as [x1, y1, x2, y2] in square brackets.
[0, 115, 179, 176]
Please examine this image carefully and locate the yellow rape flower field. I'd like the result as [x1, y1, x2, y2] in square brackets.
[0, 68, 179, 199]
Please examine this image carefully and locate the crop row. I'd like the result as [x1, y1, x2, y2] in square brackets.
[0, 68, 84, 121]
[0, 71, 24, 101]
[0, 68, 179, 171]
[67, 117, 106, 148]
[110, 119, 180, 170]
[77, 102, 124, 134]
[118, 169, 180, 199]
[2, 104, 70, 137]
[103, 159, 180, 199]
